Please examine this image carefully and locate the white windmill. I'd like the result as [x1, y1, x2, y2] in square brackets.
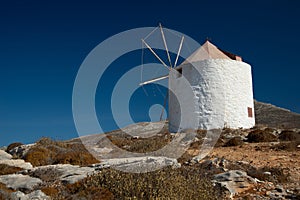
[140, 24, 255, 132]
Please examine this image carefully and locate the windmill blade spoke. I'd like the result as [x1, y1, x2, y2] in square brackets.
[174, 36, 184, 68]
[159, 23, 172, 68]
[142, 39, 170, 70]
[139, 75, 169, 86]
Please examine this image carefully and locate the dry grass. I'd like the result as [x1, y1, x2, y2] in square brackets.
[105, 129, 172, 153]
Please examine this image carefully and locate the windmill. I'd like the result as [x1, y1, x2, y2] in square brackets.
[140, 24, 255, 132]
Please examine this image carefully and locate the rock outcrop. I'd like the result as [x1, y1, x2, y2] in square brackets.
[10, 190, 50, 200]
[213, 170, 257, 198]
[0, 174, 42, 191]
[0, 150, 12, 160]
[25, 164, 95, 184]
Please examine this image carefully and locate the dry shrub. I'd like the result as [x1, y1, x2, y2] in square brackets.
[0, 164, 22, 175]
[223, 137, 244, 147]
[88, 166, 223, 200]
[25, 146, 55, 166]
[6, 142, 23, 153]
[279, 130, 300, 141]
[41, 186, 59, 197]
[247, 129, 277, 143]
[24, 137, 99, 167]
[42, 165, 223, 200]
[271, 141, 300, 151]
[106, 129, 172, 153]
[41, 180, 114, 200]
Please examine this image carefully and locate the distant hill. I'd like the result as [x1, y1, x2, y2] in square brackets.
[254, 100, 300, 128]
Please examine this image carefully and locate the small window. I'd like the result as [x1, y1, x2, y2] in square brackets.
[247, 107, 253, 118]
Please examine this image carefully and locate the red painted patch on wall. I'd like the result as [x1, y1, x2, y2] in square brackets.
[248, 107, 253, 118]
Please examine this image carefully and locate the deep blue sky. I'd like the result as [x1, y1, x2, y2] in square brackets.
[0, 0, 299, 146]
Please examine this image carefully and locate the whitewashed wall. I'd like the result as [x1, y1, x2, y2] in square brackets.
[169, 59, 255, 132]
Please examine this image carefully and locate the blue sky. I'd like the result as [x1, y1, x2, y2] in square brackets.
[0, 0, 299, 146]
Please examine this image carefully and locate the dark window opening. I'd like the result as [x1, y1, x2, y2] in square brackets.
[177, 68, 182, 74]
[176, 68, 182, 78]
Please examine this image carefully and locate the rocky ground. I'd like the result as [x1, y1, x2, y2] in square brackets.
[0, 121, 299, 200]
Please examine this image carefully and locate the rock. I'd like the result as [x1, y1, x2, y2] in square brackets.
[0, 150, 12, 160]
[198, 157, 229, 172]
[8, 144, 35, 158]
[91, 156, 181, 173]
[0, 174, 42, 191]
[10, 190, 50, 200]
[27, 164, 95, 184]
[0, 159, 33, 170]
[236, 160, 250, 165]
[275, 185, 284, 193]
[263, 171, 271, 175]
[213, 170, 257, 198]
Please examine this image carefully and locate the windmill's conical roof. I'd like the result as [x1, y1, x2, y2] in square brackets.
[182, 40, 230, 64]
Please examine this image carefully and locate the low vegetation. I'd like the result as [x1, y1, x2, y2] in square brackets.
[23, 138, 99, 167]
[223, 137, 244, 147]
[105, 128, 172, 153]
[247, 129, 277, 143]
[41, 166, 224, 200]
[0, 164, 22, 175]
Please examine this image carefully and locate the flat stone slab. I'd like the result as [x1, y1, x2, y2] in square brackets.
[0, 174, 42, 191]
[27, 164, 95, 184]
[91, 156, 181, 173]
[0, 159, 33, 170]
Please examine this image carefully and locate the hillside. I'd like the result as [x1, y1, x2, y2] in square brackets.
[0, 101, 300, 199]
[255, 100, 300, 128]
